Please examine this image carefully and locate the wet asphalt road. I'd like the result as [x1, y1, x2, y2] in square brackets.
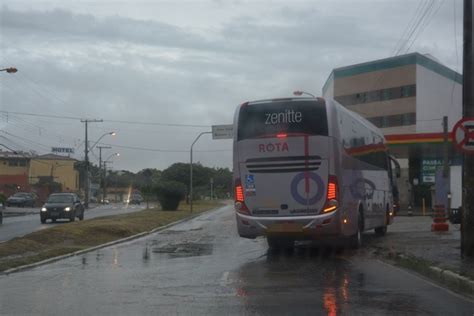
[0, 205, 472, 315]
[0, 203, 146, 242]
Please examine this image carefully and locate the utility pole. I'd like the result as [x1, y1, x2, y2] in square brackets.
[103, 161, 111, 203]
[97, 145, 111, 203]
[442, 116, 450, 213]
[462, 0, 474, 257]
[81, 119, 103, 208]
[189, 131, 211, 213]
[443, 116, 449, 178]
[210, 178, 214, 201]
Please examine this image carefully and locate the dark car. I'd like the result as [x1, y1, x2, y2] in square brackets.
[6, 192, 37, 207]
[40, 193, 84, 223]
[449, 208, 462, 224]
[128, 194, 142, 205]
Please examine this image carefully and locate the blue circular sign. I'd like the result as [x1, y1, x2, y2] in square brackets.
[290, 172, 324, 205]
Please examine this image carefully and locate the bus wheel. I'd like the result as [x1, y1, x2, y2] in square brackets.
[349, 211, 363, 249]
[267, 237, 294, 250]
[375, 209, 389, 236]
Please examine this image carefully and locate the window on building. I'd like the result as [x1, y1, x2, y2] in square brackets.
[367, 112, 416, 128]
[381, 89, 391, 101]
[401, 112, 416, 125]
[335, 84, 416, 106]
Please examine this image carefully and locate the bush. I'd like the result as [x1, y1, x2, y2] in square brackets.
[154, 181, 186, 211]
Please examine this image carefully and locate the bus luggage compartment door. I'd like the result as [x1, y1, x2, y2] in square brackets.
[239, 155, 329, 217]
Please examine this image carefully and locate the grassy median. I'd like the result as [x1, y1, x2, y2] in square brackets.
[0, 200, 224, 272]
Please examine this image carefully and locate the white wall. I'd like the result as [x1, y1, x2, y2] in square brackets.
[416, 65, 462, 133]
[450, 165, 462, 209]
[322, 77, 334, 99]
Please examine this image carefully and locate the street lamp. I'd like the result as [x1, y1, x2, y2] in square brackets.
[102, 153, 119, 204]
[0, 67, 18, 74]
[105, 152, 120, 162]
[90, 131, 116, 152]
[84, 131, 115, 208]
[293, 90, 316, 98]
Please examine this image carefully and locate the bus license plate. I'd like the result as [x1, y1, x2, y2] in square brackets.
[267, 223, 303, 233]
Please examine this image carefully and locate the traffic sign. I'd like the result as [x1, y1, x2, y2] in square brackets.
[212, 124, 233, 139]
[452, 117, 474, 154]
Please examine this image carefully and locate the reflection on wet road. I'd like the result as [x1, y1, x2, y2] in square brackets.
[0, 205, 472, 315]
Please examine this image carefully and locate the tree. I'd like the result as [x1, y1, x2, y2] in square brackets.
[154, 181, 186, 211]
[140, 184, 154, 209]
[136, 168, 161, 187]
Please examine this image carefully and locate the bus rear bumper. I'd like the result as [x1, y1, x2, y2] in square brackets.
[236, 211, 342, 240]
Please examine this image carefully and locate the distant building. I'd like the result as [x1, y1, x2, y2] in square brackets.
[0, 151, 32, 192]
[29, 154, 79, 192]
[323, 52, 462, 210]
[0, 151, 80, 198]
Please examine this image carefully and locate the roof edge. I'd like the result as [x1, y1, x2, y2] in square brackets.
[323, 52, 462, 87]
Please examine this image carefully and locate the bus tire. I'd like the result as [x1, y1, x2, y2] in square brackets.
[267, 237, 294, 250]
[375, 208, 389, 236]
[349, 209, 364, 249]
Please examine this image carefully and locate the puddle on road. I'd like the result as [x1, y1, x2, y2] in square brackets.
[160, 227, 203, 235]
[151, 242, 213, 258]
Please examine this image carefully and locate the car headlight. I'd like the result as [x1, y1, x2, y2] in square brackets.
[64, 207, 71, 211]
[41, 207, 47, 212]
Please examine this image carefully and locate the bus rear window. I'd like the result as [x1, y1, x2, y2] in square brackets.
[237, 100, 328, 140]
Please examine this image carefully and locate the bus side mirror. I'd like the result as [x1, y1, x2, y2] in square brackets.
[389, 155, 401, 178]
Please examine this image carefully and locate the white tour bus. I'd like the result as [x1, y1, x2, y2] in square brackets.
[233, 97, 399, 248]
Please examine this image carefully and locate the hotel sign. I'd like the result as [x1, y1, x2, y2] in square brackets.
[52, 147, 74, 154]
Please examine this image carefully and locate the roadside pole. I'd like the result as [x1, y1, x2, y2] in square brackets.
[97, 146, 111, 203]
[81, 119, 103, 209]
[210, 178, 214, 201]
[190, 131, 212, 213]
[189, 125, 234, 213]
[462, 0, 474, 257]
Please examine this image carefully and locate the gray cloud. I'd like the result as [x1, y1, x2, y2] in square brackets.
[0, 1, 463, 172]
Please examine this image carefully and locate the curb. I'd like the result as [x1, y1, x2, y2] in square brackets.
[1, 204, 225, 275]
[386, 252, 474, 297]
[429, 266, 474, 294]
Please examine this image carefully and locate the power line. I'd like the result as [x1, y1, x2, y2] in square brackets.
[98, 142, 231, 153]
[0, 110, 211, 128]
[403, 0, 446, 54]
[392, 0, 429, 56]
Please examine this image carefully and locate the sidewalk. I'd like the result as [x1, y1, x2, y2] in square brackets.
[366, 216, 474, 296]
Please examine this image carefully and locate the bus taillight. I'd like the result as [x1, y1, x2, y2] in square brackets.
[235, 184, 244, 202]
[323, 175, 339, 213]
[235, 180, 250, 215]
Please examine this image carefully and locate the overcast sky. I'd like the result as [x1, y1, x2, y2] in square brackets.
[0, 0, 463, 172]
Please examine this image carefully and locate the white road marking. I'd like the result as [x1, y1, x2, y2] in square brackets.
[219, 271, 230, 286]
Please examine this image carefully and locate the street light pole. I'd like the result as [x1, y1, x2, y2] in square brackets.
[81, 119, 104, 208]
[97, 145, 111, 203]
[103, 153, 119, 203]
[190, 131, 212, 212]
